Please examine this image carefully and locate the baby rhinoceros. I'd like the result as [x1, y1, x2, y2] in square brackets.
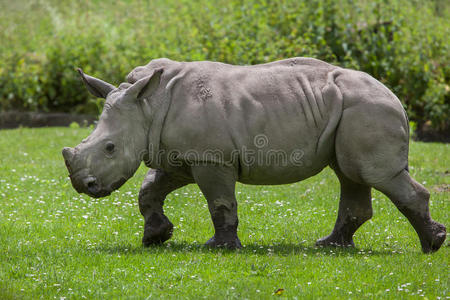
[62, 57, 446, 253]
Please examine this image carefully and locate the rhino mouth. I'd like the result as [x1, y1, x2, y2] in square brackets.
[110, 177, 127, 191]
[66, 172, 112, 199]
[83, 177, 127, 198]
[85, 188, 112, 198]
[64, 156, 127, 198]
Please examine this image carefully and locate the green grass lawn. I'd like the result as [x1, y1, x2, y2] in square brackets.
[0, 127, 448, 299]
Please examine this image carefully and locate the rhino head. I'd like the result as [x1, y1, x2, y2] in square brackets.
[62, 68, 163, 198]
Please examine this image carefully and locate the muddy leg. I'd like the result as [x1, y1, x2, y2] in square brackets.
[191, 165, 241, 249]
[316, 168, 372, 247]
[374, 170, 446, 253]
[139, 169, 191, 246]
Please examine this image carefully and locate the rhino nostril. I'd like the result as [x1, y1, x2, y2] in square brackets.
[83, 177, 98, 193]
[87, 181, 96, 189]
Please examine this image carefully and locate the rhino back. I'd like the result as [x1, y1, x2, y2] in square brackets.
[160, 58, 343, 184]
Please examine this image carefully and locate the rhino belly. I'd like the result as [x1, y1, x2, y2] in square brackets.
[235, 131, 335, 185]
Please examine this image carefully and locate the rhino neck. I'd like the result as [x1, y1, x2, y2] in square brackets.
[142, 71, 185, 168]
[143, 95, 170, 168]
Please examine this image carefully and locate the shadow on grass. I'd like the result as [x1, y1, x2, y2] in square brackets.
[92, 241, 398, 257]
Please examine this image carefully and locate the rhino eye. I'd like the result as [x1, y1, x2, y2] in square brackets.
[105, 142, 115, 153]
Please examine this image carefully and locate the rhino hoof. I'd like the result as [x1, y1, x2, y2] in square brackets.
[142, 217, 174, 247]
[205, 236, 242, 249]
[421, 221, 446, 254]
[315, 234, 355, 248]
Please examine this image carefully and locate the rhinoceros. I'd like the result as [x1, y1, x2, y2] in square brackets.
[62, 57, 446, 253]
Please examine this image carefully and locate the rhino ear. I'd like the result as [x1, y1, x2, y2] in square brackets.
[124, 68, 163, 99]
[77, 68, 116, 98]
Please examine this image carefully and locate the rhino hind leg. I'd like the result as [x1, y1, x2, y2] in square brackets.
[138, 169, 191, 246]
[316, 166, 372, 247]
[373, 170, 446, 253]
[192, 165, 242, 249]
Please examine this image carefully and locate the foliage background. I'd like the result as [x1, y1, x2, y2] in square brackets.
[0, 0, 449, 131]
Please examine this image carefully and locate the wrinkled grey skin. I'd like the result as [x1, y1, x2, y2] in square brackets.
[62, 57, 446, 253]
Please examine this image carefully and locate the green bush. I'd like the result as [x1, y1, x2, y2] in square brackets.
[0, 0, 448, 131]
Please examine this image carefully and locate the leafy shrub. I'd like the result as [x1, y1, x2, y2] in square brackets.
[0, 0, 448, 132]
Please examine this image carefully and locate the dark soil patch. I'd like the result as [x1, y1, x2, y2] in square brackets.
[432, 184, 450, 193]
[414, 122, 449, 143]
[0, 111, 97, 129]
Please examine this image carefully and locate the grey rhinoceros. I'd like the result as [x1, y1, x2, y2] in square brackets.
[62, 57, 446, 253]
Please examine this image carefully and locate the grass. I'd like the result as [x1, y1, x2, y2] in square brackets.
[0, 127, 448, 299]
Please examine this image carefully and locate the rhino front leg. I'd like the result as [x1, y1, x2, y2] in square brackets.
[316, 167, 372, 247]
[139, 169, 191, 246]
[191, 165, 242, 249]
